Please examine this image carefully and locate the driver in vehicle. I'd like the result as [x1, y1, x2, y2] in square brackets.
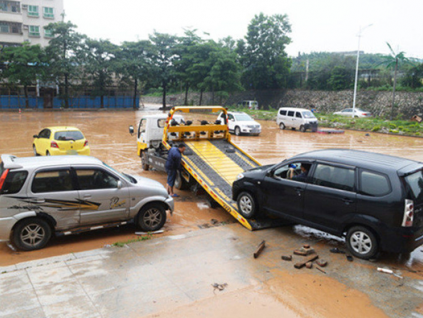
[289, 163, 310, 182]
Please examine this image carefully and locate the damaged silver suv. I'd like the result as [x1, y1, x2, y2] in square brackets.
[0, 154, 174, 251]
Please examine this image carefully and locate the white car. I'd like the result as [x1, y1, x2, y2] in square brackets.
[334, 108, 372, 118]
[217, 111, 261, 136]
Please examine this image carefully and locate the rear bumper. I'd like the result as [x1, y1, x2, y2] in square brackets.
[380, 226, 423, 253]
[50, 147, 90, 156]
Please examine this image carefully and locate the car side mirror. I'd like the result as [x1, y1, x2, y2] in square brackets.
[128, 125, 134, 135]
[117, 180, 122, 189]
[33, 135, 39, 138]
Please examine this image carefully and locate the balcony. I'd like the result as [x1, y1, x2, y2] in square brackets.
[0, 11, 22, 23]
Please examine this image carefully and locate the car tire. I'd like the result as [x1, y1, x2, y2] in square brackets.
[137, 203, 167, 232]
[279, 122, 285, 130]
[237, 192, 257, 219]
[299, 125, 306, 132]
[33, 145, 39, 156]
[346, 226, 379, 259]
[141, 153, 149, 171]
[12, 218, 52, 251]
[235, 127, 241, 136]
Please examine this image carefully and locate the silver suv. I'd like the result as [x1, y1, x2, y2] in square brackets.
[0, 154, 174, 251]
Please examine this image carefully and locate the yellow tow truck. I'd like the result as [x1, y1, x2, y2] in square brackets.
[130, 106, 285, 230]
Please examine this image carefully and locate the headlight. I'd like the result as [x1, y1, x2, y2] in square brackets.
[236, 173, 244, 180]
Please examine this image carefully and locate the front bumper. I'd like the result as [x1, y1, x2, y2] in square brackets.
[0, 216, 16, 241]
[165, 196, 175, 212]
[305, 122, 318, 132]
[241, 127, 261, 135]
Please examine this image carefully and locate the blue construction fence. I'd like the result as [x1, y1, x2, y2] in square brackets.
[0, 95, 139, 109]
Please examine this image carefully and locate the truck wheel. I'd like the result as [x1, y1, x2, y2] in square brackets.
[141, 153, 149, 171]
[235, 127, 241, 136]
[175, 171, 189, 190]
[300, 125, 306, 132]
[137, 203, 166, 232]
[12, 218, 52, 251]
[346, 226, 379, 259]
[279, 122, 285, 130]
[237, 192, 257, 219]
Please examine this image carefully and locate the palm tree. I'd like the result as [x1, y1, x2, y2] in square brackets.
[379, 43, 412, 120]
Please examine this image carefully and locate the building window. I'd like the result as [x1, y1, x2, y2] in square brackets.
[0, 23, 9, 33]
[29, 25, 40, 37]
[43, 7, 54, 19]
[28, 5, 39, 17]
[0, 2, 7, 11]
[44, 28, 53, 38]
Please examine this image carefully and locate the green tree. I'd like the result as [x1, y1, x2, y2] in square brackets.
[44, 21, 85, 108]
[238, 13, 292, 90]
[82, 39, 119, 108]
[401, 63, 423, 88]
[115, 40, 154, 109]
[0, 43, 45, 108]
[328, 66, 354, 90]
[379, 42, 413, 119]
[149, 31, 178, 109]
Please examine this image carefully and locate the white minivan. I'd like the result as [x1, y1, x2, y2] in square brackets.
[276, 107, 318, 132]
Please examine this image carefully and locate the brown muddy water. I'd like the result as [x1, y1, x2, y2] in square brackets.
[1, 106, 423, 318]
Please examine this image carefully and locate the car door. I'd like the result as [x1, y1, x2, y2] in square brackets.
[29, 168, 81, 230]
[293, 111, 303, 129]
[35, 129, 51, 155]
[303, 163, 357, 232]
[227, 113, 235, 131]
[74, 167, 130, 225]
[261, 161, 310, 220]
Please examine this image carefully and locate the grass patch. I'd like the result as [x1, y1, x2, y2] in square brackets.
[112, 233, 152, 247]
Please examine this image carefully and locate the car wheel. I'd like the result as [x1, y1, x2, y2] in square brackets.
[237, 192, 257, 219]
[279, 122, 285, 130]
[12, 218, 51, 251]
[33, 145, 39, 156]
[299, 125, 306, 132]
[137, 203, 166, 232]
[346, 226, 379, 259]
[46, 151, 50, 156]
[235, 127, 241, 136]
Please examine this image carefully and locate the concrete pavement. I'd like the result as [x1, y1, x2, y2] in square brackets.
[1, 223, 422, 318]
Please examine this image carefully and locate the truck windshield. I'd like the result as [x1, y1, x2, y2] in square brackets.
[405, 170, 423, 201]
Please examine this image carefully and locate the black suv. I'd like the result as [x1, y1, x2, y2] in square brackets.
[232, 149, 423, 259]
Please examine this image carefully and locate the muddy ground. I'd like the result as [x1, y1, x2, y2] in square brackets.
[1, 105, 423, 317]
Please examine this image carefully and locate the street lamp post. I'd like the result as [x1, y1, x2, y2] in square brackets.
[352, 24, 372, 118]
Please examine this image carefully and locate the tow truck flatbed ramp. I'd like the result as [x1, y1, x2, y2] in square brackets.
[181, 139, 288, 230]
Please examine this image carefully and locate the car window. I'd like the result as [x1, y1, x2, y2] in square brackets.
[1, 171, 28, 194]
[75, 169, 119, 190]
[312, 164, 355, 191]
[360, 170, 391, 196]
[273, 162, 310, 182]
[234, 114, 253, 121]
[39, 129, 50, 139]
[54, 131, 84, 141]
[288, 111, 294, 117]
[228, 114, 234, 120]
[295, 112, 302, 118]
[404, 170, 423, 201]
[280, 110, 287, 116]
[32, 170, 73, 193]
[157, 119, 166, 128]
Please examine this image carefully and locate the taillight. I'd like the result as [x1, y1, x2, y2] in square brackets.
[0, 169, 9, 191]
[84, 140, 88, 147]
[402, 199, 414, 227]
[51, 141, 59, 148]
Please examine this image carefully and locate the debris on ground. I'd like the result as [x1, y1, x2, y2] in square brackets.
[411, 115, 422, 123]
[329, 247, 346, 254]
[346, 255, 353, 262]
[253, 240, 266, 259]
[377, 267, 403, 279]
[211, 283, 228, 292]
[294, 254, 319, 269]
[281, 255, 292, 261]
[306, 262, 313, 269]
[135, 230, 164, 235]
[316, 259, 328, 267]
[294, 245, 316, 256]
[316, 267, 326, 274]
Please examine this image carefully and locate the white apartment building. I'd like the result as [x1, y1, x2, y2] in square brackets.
[0, 0, 64, 48]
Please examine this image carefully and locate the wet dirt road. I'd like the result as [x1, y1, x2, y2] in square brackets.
[1, 105, 423, 318]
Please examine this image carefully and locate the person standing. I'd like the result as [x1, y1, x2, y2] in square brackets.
[165, 143, 186, 197]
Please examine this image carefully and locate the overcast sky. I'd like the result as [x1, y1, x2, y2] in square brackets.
[64, 0, 422, 58]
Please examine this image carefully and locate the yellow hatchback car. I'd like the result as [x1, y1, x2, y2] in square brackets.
[33, 126, 90, 156]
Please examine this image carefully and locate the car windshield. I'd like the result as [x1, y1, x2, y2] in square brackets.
[102, 162, 135, 183]
[405, 170, 423, 201]
[234, 114, 253, 121]
[54, 131, 84, 141]
[302, 111, 316, 119]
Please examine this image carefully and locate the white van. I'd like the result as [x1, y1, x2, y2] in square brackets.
[237, 100, 259, 110]
[276, 107, 318, 132]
